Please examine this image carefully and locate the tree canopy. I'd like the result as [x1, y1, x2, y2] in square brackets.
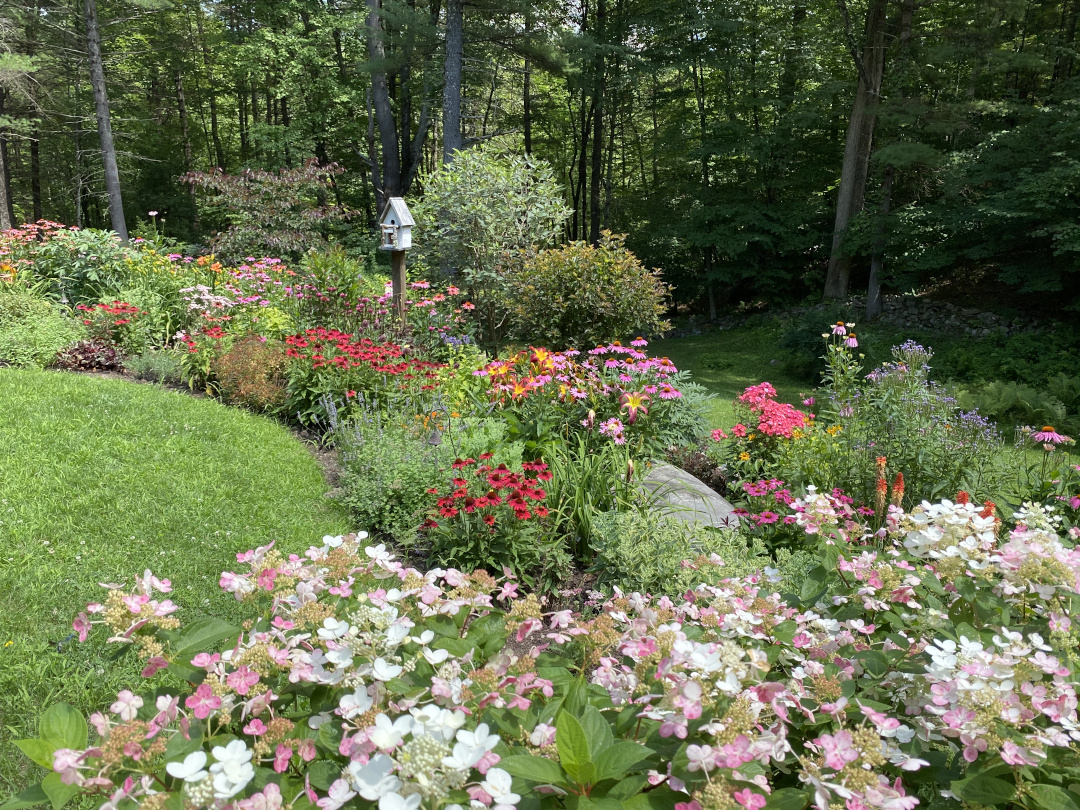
[0, 0, 1077, 310]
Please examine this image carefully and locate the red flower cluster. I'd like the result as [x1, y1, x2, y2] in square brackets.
[76, 300, 141, 328]
[428, 455, 551, 528]
[734, 382, 809, 439]
[284, 327, 442, 383]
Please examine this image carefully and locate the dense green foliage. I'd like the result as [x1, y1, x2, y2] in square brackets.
[508, 232, 671, 347]
[0, 0, 1077, 312]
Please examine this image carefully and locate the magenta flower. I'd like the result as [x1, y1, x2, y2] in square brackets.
[831, 322, 847, 336]
[816, 729, 859, 771]
[843, 334, 858, 348]
[184, 683, 222, 719]
[733, 790, 766, 810]
[1030, 426, 1072, 445]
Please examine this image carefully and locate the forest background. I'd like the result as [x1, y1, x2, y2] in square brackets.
[0, 0, 1077, 316]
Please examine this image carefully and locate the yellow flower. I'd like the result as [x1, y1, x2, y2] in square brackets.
[738, 452, 750, 461]
[4, 640, 12, 647]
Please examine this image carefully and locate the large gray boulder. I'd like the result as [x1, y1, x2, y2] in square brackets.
[641, 463, 739, 529]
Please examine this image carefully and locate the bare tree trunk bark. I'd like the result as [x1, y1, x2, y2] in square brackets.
[31, 133, 41, 222]
[442, 0, 463, 164]
[0, 146, 12, 230]
[823, 0, 888, 300]
[588, 0, 605, 244]
[523, 14, 532, 154]
[369, 0, 400, 208]
[866, 164, 893, 320]
[193, 4, 225, 170]
[0, 89, 14, 229]
[85, 0, 128, 241]
[174, 71, 194, 173]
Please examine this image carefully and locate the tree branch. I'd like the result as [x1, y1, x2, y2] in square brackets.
[836, 0, 875, 92]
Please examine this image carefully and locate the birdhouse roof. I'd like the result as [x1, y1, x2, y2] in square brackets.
[379, 197, 415, 227]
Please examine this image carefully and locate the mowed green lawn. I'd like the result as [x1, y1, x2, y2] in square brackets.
[0, 369, 352, 796]
[655, 325, 809, 427]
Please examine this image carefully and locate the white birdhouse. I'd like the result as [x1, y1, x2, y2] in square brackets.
[378, 197, 415, 251]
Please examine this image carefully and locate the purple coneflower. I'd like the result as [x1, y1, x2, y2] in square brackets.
[843, 334, 859, 348]
[831, 322, 847, 336]
[1031, 426, 1072, 445]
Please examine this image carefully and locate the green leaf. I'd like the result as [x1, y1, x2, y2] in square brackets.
[1030, 785, 1080, 810]
[606, 775, 649, 801]
[854, 650, 888, 678]
[579, 706, 614, 755]
[39, 705, 87, 751]
[0, 784, 49, 810]
[40, 775, 79, 810]
[593, 741, 653, 782]
[920, 571, 946, 595]
[772, 620, 797, 644]
[952, 775, 1016, 805]
[556, 712, 592, 782]
[13, 740, 56, 769]
[167, 617, 239, 681]
[164, 722, 203, 762]
[306, 761, 340, 791]
[500, 755, 569, 787]
[764, 789, 811, 810]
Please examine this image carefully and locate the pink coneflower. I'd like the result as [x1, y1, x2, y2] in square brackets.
[631, 336, 648, 347]
[831, 322, 847, 336]
[1030, 426, 1071, 445]
[843, 334, 858, 348]
[658, 383, 682, 399]
[802, 397, 815, 406]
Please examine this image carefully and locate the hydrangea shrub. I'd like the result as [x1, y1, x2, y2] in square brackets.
[9, 495, 1080, 810]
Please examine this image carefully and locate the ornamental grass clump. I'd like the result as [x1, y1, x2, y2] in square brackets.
[14, 497, 1080, 810]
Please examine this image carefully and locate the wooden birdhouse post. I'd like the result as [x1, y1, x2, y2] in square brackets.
[378, 197, 415, 327]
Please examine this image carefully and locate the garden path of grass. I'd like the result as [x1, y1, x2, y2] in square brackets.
[0, 369, 352, 796]
[657, 326, 809, 428]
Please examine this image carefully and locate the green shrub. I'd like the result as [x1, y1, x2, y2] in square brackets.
[954, 380, 1068, 430]
[211, 335, 288, 412]
[508, 233, 671, 348]
[13, 226, 131, 304]
[124, 350, 184, 385]
[589, 511, 770, 595]
[0, 288, 84, 368]
[413, 143, 570, 346]
[334, 413, 444, 545]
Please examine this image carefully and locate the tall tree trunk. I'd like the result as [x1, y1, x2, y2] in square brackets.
[369, 0, 400, 210]
[822, 0, 888, 300]
[0, 89, 14, 229]
[174, 71, 194, 173]
[174, 70, 197, 223]
[238, 81, 249, 162]
[865, 164, 893, 320]
[866, 0, 911, 317]
[0, 142, 12, 231]
[779, 2, 808, 112]
[442, 0, 463, 163]
[589, 0, 605, 244]
[84, 0, 128, 241]
[523, 14, 532, 154]
[30, 133, 41, 222]
[194, 5, 225, 169]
